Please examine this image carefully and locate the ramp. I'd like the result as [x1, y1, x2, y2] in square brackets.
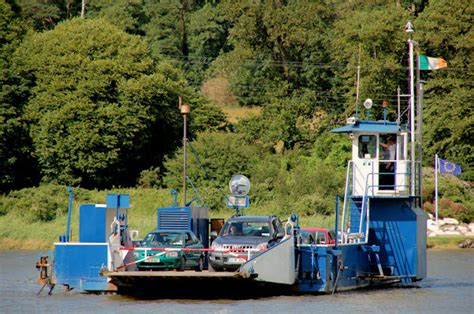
[239, 237, 296, 285]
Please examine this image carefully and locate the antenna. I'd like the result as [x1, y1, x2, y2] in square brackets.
[355, 45, 361, 119]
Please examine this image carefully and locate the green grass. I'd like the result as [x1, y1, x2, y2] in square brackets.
[1, 184, 470, 250]
[427, 236, 471, 249]
[0, 185, 338, 250]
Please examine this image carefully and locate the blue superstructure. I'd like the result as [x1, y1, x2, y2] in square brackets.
[48, 194, 131, 292]
[286, 118, 427, 292]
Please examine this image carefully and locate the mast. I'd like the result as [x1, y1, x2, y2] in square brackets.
[406, 21, 416, 196]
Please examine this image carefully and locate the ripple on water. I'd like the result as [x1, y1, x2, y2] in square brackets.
[0, 250, 473, 313]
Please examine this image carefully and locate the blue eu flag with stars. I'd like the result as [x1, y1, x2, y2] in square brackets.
[439, 159, 462, 175]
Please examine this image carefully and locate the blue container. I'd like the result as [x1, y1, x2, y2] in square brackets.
[54, 243, 109, 291]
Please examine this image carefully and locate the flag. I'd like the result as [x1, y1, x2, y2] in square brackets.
[438, 158, 462, 175]
[419, 54, 447, 70]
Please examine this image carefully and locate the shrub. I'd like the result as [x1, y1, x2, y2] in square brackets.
[2, 184, 69, 222]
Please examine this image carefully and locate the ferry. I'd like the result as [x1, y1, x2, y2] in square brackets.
[36, 24, 427, 297]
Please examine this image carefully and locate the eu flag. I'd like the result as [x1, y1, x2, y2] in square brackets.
[439, 159, 462, 175]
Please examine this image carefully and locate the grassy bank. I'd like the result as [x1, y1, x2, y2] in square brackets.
[0, 185, 335, 250]
[427, 236, 471, 249]
[1, 184, 471, 251]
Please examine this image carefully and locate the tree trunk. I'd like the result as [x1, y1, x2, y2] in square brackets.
[81, 0, 86, 19]
[179, 0, 189, 60]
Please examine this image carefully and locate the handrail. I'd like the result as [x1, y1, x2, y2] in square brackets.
[341, 160, 352, 240]
[339, 160, 419, 245]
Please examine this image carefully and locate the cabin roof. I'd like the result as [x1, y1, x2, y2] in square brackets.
[331, 120, 400, 134]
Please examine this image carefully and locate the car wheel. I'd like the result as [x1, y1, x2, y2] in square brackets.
[195, 256, 204, 272]
[208, 262, 221, 272]
[178, 257, 186, 271]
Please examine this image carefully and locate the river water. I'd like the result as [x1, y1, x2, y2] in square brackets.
[0, 249, 472, 313]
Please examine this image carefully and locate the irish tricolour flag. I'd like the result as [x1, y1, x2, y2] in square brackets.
[419, 54, 447, 70]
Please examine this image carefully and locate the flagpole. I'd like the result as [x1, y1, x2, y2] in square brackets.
[406, 22, 416, 196]
[435, 154, 439, 226]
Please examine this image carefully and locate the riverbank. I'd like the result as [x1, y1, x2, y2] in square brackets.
[2, 184, 472, 251]
[427, 236, 474, 249]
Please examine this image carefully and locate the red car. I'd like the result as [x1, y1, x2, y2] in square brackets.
[302, 228, 336, 245]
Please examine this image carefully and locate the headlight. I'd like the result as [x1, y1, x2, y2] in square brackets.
[256, 243, 268, 250]
[166, 251, 178, 258]
[211, 241, 222, 249]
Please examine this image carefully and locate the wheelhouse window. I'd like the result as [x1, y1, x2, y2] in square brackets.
[358, 135, 377, 159]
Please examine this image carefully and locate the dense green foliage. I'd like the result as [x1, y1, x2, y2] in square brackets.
[0, 0, 38, 192]
[0, 0, 472, 229]
[415, 0, 474, 180]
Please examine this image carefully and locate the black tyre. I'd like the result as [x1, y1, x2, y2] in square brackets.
[178, 257, 186, 271]
[195, 256, 204, 272]
[208, 262, 221, 272]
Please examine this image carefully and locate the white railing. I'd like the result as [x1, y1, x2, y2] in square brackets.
[340, 160, 352, 243]
[339, 160, 416, 245]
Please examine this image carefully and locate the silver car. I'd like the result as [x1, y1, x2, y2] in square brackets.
[209, 215, 285, 271]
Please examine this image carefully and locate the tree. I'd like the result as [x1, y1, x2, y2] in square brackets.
[142, 0, 190, 60]
[163, 131, 260, 208]
[187, 3, 230, 82]
[329, 3, 411, 118]
[415, 0, 473, 180]
[238, 91, 329, 151]
[88, 0, 147, 35]
[12, 18, 190, 187]
[0, 0, 38, 193]
[210, 1, 335, 107]
[17, 0, 64, 30]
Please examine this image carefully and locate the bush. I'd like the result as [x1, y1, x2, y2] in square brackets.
[163, 131, 261, 198]
[421, 167, 474, 223]
[1, 184, 69, 222]
[138, 167, 163, 188]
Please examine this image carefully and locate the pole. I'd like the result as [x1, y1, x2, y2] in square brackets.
[65, 187, 73, 242]
[335, 195, 339, 249]
[180, 102, 190, 207]
[407, 22, 416, 196]
[435, 154, 439, 226]
[355, 65, 360, 119]
[397, 86, 401, 125]
[183, 114, 187, 207]
[417, 71, 425, 207]
[115, 194, 121, 223]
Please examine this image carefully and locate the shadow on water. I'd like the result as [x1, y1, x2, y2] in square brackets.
[114, 282, 302, 300]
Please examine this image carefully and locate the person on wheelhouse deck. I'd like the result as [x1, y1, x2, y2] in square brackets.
[380, 136, 396, 190]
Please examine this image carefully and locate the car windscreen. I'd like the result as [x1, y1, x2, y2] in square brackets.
[220, 221, 271, 238]
[142, 232, 183, 246]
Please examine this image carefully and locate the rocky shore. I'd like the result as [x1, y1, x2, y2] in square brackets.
[427, 214, 474, 248]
